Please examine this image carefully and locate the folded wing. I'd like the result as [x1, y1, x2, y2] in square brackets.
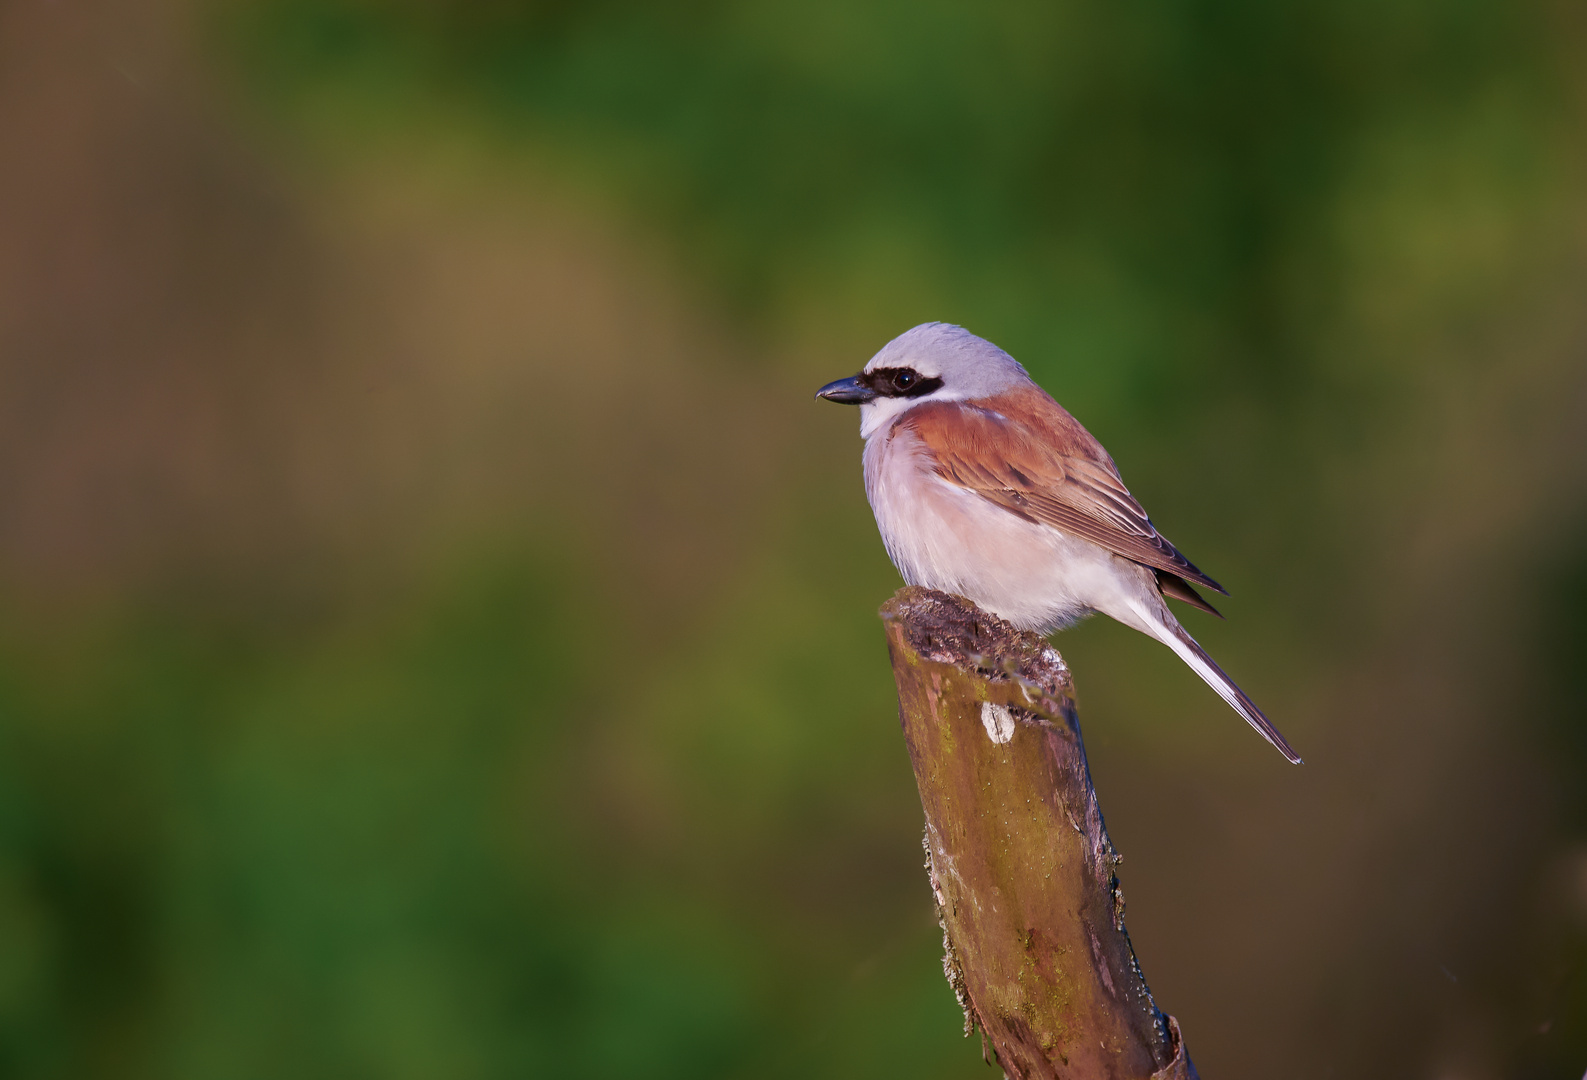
[899, 397, 1227, 595]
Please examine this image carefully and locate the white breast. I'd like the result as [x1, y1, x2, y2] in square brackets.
[862, 420, 1152, 634]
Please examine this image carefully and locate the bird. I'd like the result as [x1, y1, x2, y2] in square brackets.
[816, 322, 1301, 764]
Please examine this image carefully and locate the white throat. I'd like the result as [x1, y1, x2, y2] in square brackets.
[858, 389, 965, 439]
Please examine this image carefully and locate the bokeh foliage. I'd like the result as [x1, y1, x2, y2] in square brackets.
[231, 0, 1565, 380]
[1, 0, 1584, 1077]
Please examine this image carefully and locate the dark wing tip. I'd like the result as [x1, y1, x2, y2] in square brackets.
[1145, 532, 1227, 595]
[1155, 571, 1224, 618]
[1175, 559, 1227, 595]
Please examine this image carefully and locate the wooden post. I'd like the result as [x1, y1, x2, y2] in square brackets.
[881, 586, 1197, 1080]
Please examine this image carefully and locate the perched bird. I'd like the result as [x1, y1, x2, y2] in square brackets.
[817, 322, 1301, 764]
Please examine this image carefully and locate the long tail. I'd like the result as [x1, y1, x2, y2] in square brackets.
[1131, 600, 1304, 764]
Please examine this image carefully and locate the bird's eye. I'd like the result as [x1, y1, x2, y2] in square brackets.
[893, 370, 917, 391]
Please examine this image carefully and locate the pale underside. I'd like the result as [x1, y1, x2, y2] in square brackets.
[863, 422, 1154, 634]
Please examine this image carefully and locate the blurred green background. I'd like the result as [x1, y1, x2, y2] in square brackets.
[2, 0, 1586, 1076]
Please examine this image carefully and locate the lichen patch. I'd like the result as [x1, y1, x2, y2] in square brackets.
[981, 701, 1016, 743]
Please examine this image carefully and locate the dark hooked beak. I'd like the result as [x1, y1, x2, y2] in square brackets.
[814, 374, 876, 405]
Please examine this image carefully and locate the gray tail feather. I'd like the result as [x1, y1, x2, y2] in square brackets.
[1161, 619, 1304, 765]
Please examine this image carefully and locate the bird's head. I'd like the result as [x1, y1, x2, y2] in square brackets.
[816, 322, 1032, 437]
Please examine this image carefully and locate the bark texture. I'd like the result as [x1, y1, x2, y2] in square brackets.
[881, 587, 1197, 1080]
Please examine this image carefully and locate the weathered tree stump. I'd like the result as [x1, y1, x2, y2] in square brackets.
[881, 587, 1196, 1080]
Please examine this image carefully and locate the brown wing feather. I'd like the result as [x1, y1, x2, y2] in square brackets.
[900, 393, 1227, 594]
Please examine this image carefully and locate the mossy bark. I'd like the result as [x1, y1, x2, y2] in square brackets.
[881, 587, 1197, 1080]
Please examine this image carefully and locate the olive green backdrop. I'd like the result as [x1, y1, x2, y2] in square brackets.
[1, 1, 1584, 1077]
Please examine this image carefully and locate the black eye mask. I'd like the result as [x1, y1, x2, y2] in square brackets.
[862, 367, 944, 398]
